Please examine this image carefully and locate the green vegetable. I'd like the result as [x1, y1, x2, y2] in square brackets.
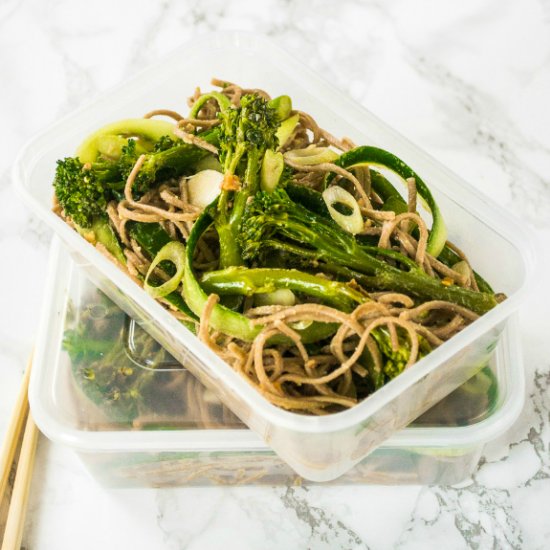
[188, 92, 231, 119]
[55, 84, 503, 412]
[127, 222, 197, 323]
[63, 292, 185, 424]
[260, 150, 284, 192]
[437, 246, 494, 294]
[268, 95, 292, 121]
[127, 221, 172, 257]
[54, 122, 218, 228]
[367, 170, 493, 292]
[200, 267, 367, 311]
[119, 131, 219, 195]
[76, 118, 176, 163]
[322, 185, 363, 235]
[144, 242, 186, 299]
[91, 218, 126, 264]
[286, 182, 330, 216]
[255, 289, 296, 307]
[369, 170, 408, 214]
[239, 188, 498, 314]
[327, 146, 448, 257]
[214, 94, 281, 267]
[284, 146, 339, 166]
[182, 205, 338, 343]
[276, 113, 300, 150]
[371, 328, 429, 380]
[54, 156, 116, 228]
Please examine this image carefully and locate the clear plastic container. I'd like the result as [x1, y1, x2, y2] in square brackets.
[14, 33, 534, 481]
[29, 238, 524, 487]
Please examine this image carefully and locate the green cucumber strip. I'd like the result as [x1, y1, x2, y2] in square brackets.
[327, 146, 448, 257]
[188, 92, 231, 119]
[77, 118, 176, 163]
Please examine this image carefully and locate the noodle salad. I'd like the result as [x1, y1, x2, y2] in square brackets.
[53, 78, 503, 415]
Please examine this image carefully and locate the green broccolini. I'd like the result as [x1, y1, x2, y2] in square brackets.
[63, 292, 186, 424]
[54, 156, 119, 228]
[215, 94, 281, 267]
[239, 188, 497, 314]
[182, 201, 432, 381]
[54, 119, 217, 228]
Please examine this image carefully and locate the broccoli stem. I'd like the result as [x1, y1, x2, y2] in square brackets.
[182, 207, 338, 343]
[328, 146, 448, 257]
[200, 267, 367, 311]
[214, 150, 253, 269]
[213, 95, 280, 269]
[215, 147, 260, 269]
[241, 190, 498, 315]
[91, 218, 126, 264]
[305, 259, 498, 314]
[227, 149, 260, 230]
[294, 177, 495, 295]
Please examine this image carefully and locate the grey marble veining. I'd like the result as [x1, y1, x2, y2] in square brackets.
[1, 0, 550, 548]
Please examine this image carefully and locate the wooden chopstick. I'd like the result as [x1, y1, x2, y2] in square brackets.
[1, 414, 39, 550]
[0, 355, 39, 550]
[0, 357, 32, 504]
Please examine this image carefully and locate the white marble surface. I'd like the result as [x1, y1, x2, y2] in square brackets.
[1, 0, 549, 548]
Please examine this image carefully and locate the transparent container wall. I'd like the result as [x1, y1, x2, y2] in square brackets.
[77, 445, 483, 488]
[31, 241, 522, 487]
[268, 325, 503, 481]
[61, 283, 242, 432]
[18, 34, 532, 481]
[62, 279, 499, 434]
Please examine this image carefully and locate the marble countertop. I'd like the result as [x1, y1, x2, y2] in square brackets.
[1, 0, 549, 548]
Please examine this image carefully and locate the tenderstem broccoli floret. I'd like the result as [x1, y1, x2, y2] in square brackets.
[54, 119, 217, 228]
[239, 188, 498, 314]
[214, 93, 281, 267]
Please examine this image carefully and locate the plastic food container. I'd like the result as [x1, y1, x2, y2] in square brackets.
[15, 33, 534, 481]
[29, 239, 524, 487]
[29, 240, 524, 487]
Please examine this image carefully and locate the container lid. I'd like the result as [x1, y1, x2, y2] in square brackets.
[29, 238, 525, 452]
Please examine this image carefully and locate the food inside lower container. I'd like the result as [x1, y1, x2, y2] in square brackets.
[64, 287, 498, 432]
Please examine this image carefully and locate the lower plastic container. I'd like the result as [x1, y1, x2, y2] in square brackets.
[29, 238, 525, 487]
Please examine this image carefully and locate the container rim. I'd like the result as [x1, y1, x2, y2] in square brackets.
[17, 31, 534, 437]
[29, 238, 524, 454]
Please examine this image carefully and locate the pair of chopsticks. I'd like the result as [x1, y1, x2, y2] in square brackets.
[0, 356, 39, 550]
